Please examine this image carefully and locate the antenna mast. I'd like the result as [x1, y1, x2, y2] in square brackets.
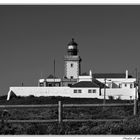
[54, 59, 55, 86]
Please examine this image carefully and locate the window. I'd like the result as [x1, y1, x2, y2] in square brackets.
[74, 90, 77, 93]
[71, 63, 73, 67]
[125, 84, 127, 87]
[70, 76, 73, 79]
[78, 89, 82, 93]
[73, 89, 82, 93]
[93, 89, 96, 93]
[88, 89, 92, 93]
[130, 84, 133, 88]
[88, 89, 96, 93]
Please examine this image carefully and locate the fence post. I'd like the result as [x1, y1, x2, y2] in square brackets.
[58, 101, 62, 124]
[134, 86, 138, 116]
[134, 100, 137, 116]
[103, 78, 106, 110]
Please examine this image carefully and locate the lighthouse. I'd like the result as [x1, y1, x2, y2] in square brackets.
[64, 38, 82, 79]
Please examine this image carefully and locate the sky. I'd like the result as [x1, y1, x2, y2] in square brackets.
[0, 5, 140, 95]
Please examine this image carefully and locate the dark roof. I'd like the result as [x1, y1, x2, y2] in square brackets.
[71, 81, 99, 88]
[93, 78, 108, 88]
[47, 74, 58, 79]
[68, 38, 78, 46]
[93, 73, 133, 78]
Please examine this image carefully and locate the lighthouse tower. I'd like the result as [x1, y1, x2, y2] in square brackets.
[64, 38, 82, 79]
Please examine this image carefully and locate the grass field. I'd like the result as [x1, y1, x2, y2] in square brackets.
[0, 95, 139, 135]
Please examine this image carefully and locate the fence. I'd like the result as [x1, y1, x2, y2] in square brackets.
[0, 101, 138, 124]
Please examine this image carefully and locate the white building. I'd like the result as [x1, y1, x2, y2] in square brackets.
[7, 39, 138, 100]
[94, 70, 136, 89]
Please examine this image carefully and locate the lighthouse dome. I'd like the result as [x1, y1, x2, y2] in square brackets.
[67, 38, 78, 49]
[67, 38, 78, 55]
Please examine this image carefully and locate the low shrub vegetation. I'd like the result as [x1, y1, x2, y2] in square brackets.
[0, 96, 139, 134]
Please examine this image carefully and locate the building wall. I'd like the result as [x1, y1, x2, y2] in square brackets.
[7, 87, 71, 100]
[97, 78, 136, 89]
[7, 87, 100, 100]
[7, 86, 137, 100]
[78, 76, 92, 82]
[65, 61, 79, 79]
[101, 88, 136, 100]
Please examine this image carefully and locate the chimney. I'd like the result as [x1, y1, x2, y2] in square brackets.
[89, 70, 92, 77]
[126, 70, 128, 79]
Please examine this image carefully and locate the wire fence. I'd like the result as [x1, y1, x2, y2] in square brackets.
[0, 101, 138, 124]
